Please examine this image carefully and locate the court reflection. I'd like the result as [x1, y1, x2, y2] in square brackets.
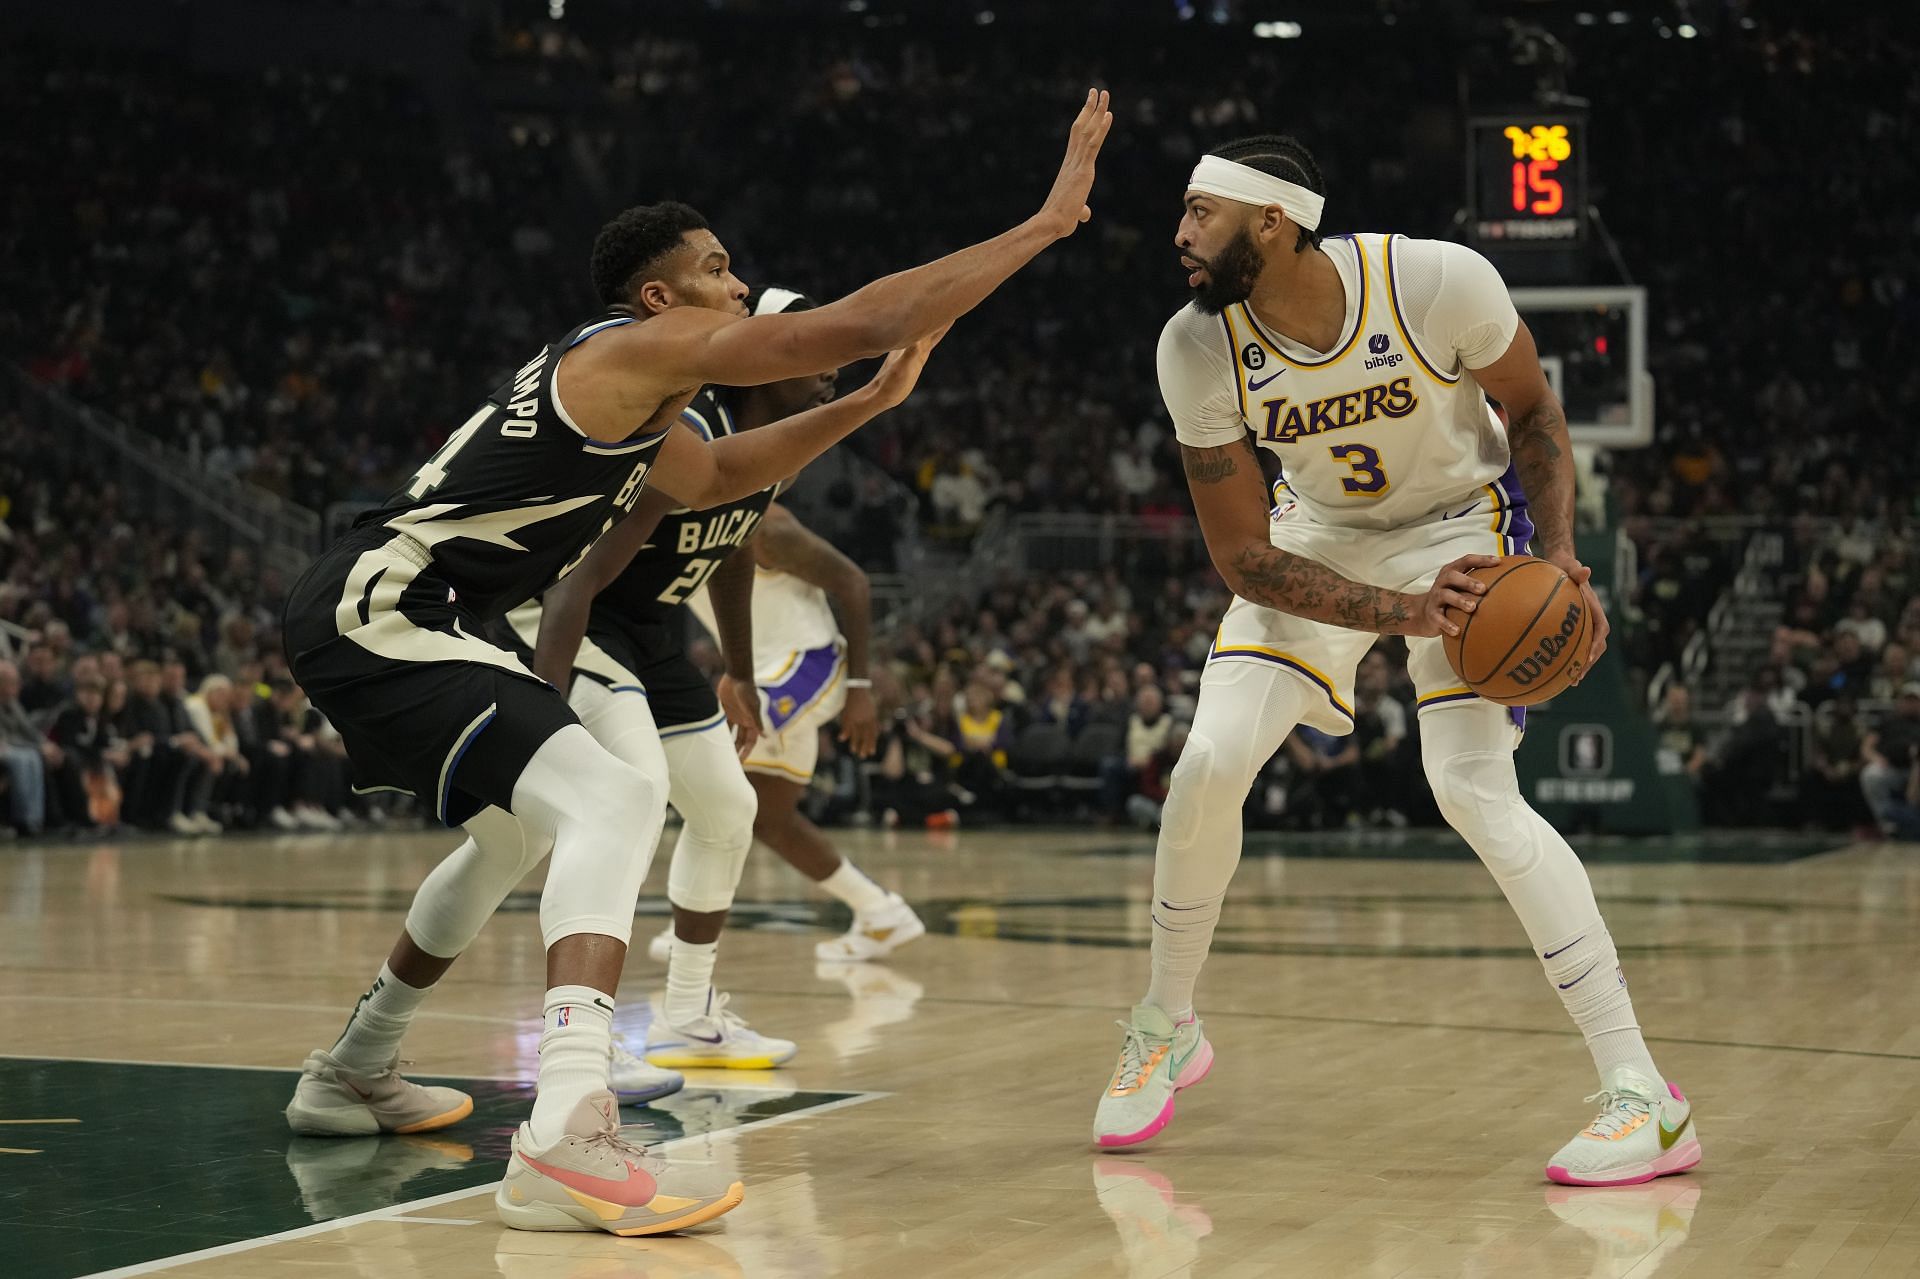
[491, 1232, 745, 1279]
[1091, 1157, 1214, 1278]
[1541, 1180, 1702, 1277]
[284, 1132, 484, 1222]
[813, 960, 924, 1061]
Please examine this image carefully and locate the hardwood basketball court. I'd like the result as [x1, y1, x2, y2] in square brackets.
[4, 824, 1917, 1277]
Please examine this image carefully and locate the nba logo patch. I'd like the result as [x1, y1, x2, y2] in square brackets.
[556, 1006, 571, 1027]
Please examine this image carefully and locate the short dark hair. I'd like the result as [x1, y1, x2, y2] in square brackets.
[589, 202, 710, 306]
[1206, 134, 1325, 253]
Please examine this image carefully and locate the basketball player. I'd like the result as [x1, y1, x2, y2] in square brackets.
[524, 285, 919, 1088]
[1092, 135, 1699, 1190]
[276, 88, 1114, 1237]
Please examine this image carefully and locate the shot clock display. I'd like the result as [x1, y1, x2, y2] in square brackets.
[1468, 116, 1586, 246]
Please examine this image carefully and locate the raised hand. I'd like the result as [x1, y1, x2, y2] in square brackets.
[1035, 88, 1114, 239]
[866, 323, 952, 409]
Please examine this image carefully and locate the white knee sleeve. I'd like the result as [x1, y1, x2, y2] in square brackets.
[512, 723, 666, 949]
[570, 679, 670, 793]
[404, 805, 553, 958]
[661, 726, 758, 914]
[1421, 702, 1599, 948]
[1154, 663, 1310, 899]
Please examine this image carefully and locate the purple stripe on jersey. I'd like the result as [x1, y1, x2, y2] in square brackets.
[1496, 463, 1535, 555]
[762, 644, 840, 732]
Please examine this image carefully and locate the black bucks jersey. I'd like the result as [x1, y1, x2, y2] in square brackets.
[346, 310, 670, 621]
[282, 310, 677, 826]
[578, 387, 776, 728]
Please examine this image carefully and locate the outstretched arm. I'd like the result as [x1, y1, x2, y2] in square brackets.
[1180, 438, 1493, 637]
[753, 503, 879, 757]
[647, 331, 942, 509]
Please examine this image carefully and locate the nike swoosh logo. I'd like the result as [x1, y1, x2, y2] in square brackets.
[591, 997, 614, 1014]
[683, 1032, 724, 1045]
[1557, 961, 1598, 989]
[1659, 1115, 1690, 1149]
[1247, 371, 1282, 392]
[1168, 1030, 1200, 1075]
[1543, 936, 1586, 959]
[345, 1081, 375, 1101]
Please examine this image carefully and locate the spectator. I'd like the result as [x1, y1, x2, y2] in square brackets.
[0, 659, 57, 836]
[1031, 666, 1088, 739]
[1284, 726, 1362, 830]
[46, 677, 128, 831]
[247, 678, 343, 832]
[1654, 683, 1709, 786]
[18, 642, 70, 715]
[1704, 681, 1787, 827]
[952, 679, 1012, 814]
[1860, 684, 1920, 839]
[872, 702, 965, 830]
[1807, 696, 1869, 833]
[1354, 650, 1412, 827]
[1103, 683, 1173, 820]
[185, 674, 250, 831]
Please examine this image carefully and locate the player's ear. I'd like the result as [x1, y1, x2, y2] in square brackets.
[637, 279, 674, 315]
[1255, 205, 1290, 245]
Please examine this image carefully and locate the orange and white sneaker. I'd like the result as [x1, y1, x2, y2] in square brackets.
[284, 1048, 473, 1136]
[1546, 1066, 1702, 1187]
[1092, 1004, 1212, 1148]
[495, 1090, 745, 1234]
[814, 893, 925, 962]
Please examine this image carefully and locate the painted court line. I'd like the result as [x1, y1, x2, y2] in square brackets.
[72, 1085, 887, 1279]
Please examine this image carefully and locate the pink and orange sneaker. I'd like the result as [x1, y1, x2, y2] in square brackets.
[495, 1090, 744, 1234]
[1546, 1066, 1702, 1187]
[1092, 1004, 1213, 1148]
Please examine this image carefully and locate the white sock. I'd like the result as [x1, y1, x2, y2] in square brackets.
[665, 940, 719, 1027]
[820, 861, 890, 914]
[528, 984, 614, 1147]
[330, 963, 430, 1072]
[1539, 922, 1662, 1086]
[1143, 893, 1222, 1021]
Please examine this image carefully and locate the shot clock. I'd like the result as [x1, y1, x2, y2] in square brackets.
[1467, 115, 1586, 246]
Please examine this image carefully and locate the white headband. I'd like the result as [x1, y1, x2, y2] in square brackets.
[1187, 154, 1324, 231]
[754, 286, 807, 317]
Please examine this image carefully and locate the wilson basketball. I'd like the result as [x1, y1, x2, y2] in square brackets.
[1440, 555, 1591, 705]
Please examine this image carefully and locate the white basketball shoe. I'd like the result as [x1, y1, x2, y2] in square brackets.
[1546, 1066, 1702, 1187]
[1092, 1004, 1213, 1148]
[814, 893, 925, 962]
[643, 990, 798, 1070]
[609, 1039, 685, 1105]
[645, 927, 675, 964]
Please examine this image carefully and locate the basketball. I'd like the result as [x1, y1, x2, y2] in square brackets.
[1441, 555, 1591, 705]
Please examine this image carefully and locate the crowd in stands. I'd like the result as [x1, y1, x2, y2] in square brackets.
[0, 411, 356, 838]
[6, 14, 1916, 839]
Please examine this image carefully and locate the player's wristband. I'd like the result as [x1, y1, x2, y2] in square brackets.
[845, 678, 873, 689]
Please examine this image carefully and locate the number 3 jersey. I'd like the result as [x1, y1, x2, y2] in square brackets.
[1158, 233, 1521, 531]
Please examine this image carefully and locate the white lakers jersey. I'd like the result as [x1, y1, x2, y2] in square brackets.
[1158, 233, 1520, 530]
[689, 567, 841, 674]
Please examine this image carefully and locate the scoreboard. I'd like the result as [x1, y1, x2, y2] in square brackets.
[1467, 115, 1586, 246]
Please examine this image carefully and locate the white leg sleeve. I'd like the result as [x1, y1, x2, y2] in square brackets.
[1145, 661, 1313, 1015]
[1420, 699, 1661, 1082]
[660, 722, 759, 914]
[511, 722, 666, 949]
[403, 804, 553, 959]
[1418, 700, 1599, 948]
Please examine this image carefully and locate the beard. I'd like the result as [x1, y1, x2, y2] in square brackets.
[1188, 227, 1265, 315]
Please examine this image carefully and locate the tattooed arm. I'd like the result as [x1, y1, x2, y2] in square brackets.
[1469, 316, 1609, 674]
[1180, 437, 1491, 638]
